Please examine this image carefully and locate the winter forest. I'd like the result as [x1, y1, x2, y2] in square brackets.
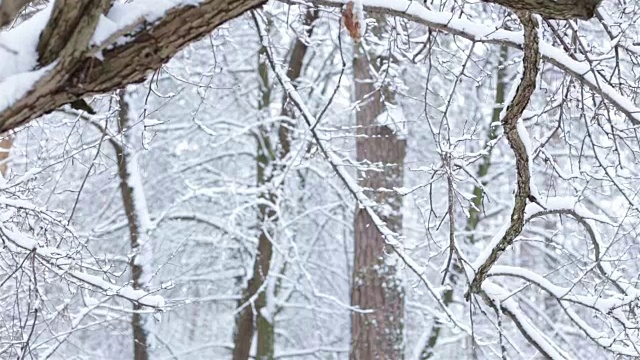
[1, 0, 640, 359]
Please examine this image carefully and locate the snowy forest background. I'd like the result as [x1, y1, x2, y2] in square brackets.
[1, 0, 640, 359]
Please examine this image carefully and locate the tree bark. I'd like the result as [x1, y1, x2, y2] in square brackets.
[350, 18, 406, 360]
[0, 0, 614, 137]
[116, 91, 153, 360]
[0, 136, 12, 177]
[468, 11, 540, 297]
[0, 0, 267, 134]
[482, 0, 602, 19]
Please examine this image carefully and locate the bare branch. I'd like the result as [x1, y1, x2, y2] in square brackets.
[1, 226, 164, 308]
[253, 10, 471, 337]
[279, 0, 640, 126]
[467, 11, 540, 297]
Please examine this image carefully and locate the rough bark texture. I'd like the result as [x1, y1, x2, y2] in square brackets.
[278, 1, 635, 127]
[116, 93, 150, 360]
[283, 0, 602, 21]
[482, 0, 602, 19]
[350, 19, 406, 360]
[232, 10, 317, 360]
[468, 11, 540, 297]
[279, 9, 318, 157]
[232, 25, 276, 360]
[0, 0, 614, 137]
[0, 0, 267, 134]
[37, 0, 111, 66]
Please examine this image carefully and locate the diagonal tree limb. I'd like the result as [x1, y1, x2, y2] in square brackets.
[0, 0, 267, 134]
[253, 10, 470, 337]
[37, 0, 111, 66]
[0, 0, 627, 137]
[467, 11, 540, 298]
[1, 225, 164, 308]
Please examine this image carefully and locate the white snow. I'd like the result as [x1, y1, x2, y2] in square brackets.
[143, 118, 164, 127]
[482, 281, 573, 359]
[70, 271, 164, 308]
[264, 39, 469, 334]
[0, 3, 52, 82]
[1, 224, 164, 308]
[346, 0, 640, 125]
[91, 0, 205, 47]
[0, 0, 205, 113]
[0, 0, 637, 135]
[374, 104, 407, 137]
[488, 265, 640, 355]
[127, 152, 154, 285]
[0, 64, 53, 114]
[516, 119, 540, 198]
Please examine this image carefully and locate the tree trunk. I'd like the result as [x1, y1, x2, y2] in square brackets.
[116, 91, 153, 360]
[232, 10, 317, 360]
[350, 24, 406, 359]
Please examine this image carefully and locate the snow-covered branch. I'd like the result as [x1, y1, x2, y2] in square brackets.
[0, 0, 267, 133]
[254, 9, 469, 335]
[2, 225, 165, 308]
[281, 0, 640, 126]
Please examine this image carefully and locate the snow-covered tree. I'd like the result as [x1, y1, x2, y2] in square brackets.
[7, 0, 640, 359]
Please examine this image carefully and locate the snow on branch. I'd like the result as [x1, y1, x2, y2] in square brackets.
[0, 0, 267, 134]
[0, 0, 631, 138]
[488, 266, 640, 356]
[467, 193, 640, 355]
[1, 224, 165, 308]
[483, 0, 602, 20]
[280, 0, 640, 126]
[251, 9, 470, 335]
[481, 281, 573, 359]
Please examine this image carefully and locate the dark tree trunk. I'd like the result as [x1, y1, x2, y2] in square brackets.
[232, 10, 318, 360]
[350, 30, 406, 359]
[116, 92, 151, 360]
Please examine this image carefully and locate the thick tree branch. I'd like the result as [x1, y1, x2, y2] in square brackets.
[483, 0, 603, 20]
[38, 0, 110, 65]
[467, 11, 540, 297]
[0, 0, 630, 137]
[0, 0, 267, 134]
